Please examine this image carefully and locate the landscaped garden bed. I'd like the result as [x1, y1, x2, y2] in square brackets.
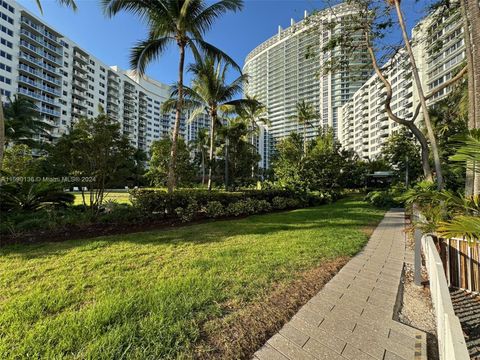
[0, 189, 339, 246]
[0, 197, 384, 359]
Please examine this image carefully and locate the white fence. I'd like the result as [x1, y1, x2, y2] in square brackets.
[422, 235, 470, 360]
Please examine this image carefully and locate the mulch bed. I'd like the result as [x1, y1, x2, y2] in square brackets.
[0, 217, 224, 247]
[194, 257, 350, 360]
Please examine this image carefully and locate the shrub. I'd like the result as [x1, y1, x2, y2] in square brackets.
[204, 201, 225, 218]
[365, 190, 401, 208]
[272, 197, 288, 210]
[175, 201, 198, 222]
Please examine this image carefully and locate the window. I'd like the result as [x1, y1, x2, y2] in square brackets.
[0, 50, 11, 60]
[0, 75, 11, 84]
[0, 1, 15, 13]
[0, 11, 13, 24]
[0, 37, 12, 48]
[0, 25, 12, 37]
[0, 62, 11, 72]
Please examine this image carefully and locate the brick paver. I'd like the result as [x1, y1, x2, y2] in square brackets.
[253, 209, 427, 360]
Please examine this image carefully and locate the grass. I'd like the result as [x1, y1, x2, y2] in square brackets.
[73, 191, 131, 205]
[0, 197, 385, 359]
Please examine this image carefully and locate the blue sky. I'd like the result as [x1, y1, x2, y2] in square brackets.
[18, 0, 433, 85]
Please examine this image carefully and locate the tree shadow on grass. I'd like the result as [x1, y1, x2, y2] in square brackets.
[0, 199, 386, 259]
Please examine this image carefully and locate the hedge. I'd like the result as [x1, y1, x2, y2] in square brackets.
[129, 189, 340, 222]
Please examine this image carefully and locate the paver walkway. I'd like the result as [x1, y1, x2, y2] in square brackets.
[253, 209, 427, 360]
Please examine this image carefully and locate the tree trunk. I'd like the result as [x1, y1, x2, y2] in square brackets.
[201, 150, 205, 186]
[460, 0, 477, 195]
[466, 0, 480, 195]
[0, 101, 4, 172]
[303, 122, 307, 156]
[167, 44, 186, 193]
[251, 121, 255, 178]
[364, 27, 433, 181]
[224, 137, 229, 191]
[207, 109, 216, 191]
[393, 0, 444, 190]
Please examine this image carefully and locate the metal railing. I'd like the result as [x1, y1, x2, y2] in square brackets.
[422, 234, 470, 360]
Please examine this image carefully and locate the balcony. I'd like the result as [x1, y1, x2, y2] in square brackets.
[18, 64, 61, 86]
[39, 107, 60, 117]
[72, 89, 86, 99]
[19, 29, 62, 56]
[73, 50, 89, 64]
[73, 60, 88, 73]
[21, 15, 60, 43]
[19, 53, 59, 75]
[18, 87, 57, 106]
[72, 98, 86, 108]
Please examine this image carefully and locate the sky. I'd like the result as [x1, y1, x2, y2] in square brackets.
[17, 0, 434, 85]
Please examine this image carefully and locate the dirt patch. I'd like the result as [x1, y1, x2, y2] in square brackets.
[398, 264, 439, 360]
[194, 257, 349, 360]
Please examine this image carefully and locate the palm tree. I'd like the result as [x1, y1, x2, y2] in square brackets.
[174, 56, 248, 190]
[192, 128, 209, 185]
[292, 100, 318, 156]
[102, 0, 243, 193]
[4, 96, 52, 147]
[235, 95, 269, 178]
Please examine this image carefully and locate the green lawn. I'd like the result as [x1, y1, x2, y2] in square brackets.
[73, 191, 131, 205]
[0, 197, 385, 359]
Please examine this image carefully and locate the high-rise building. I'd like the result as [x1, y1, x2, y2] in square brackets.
[243, 2, 371, 167]
[339, 6, 465, 159]
[0, 0, 208, 153]
[339, 51, 414, 159]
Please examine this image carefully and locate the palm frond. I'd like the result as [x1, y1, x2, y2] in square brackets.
[130, 37, 172, 75]
[438, 216, 480, 243]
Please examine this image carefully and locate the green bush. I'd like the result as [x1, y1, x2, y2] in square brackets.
[365, 190, 402, 209]
[272, 197, 288, 210]
[204, 201, 225, 218]
[175, 201, 198, 222]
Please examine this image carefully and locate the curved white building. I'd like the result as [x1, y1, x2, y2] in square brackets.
[243, 2, 371, 166]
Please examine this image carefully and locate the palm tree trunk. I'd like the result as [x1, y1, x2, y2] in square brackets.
[393, 0, 444, 190]
[201, 151, 205, 186]
[303, 122, 307, 156]
[207, 109, 216, 191]
[167, 44, 186, 193]
[251, 121, 255, 178]
[0, 102, 4, 172]
[466, 0, 480, 195]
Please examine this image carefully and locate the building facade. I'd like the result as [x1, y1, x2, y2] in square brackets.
[339, 6, 465, 159]
[243, 2, 371, 167]
[0, 0, 207, 154]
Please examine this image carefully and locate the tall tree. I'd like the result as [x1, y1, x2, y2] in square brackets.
[192, 128, 209, 185]
[102, 0, 243, 193]
[172, 55, 248, 190]
[292, 100, 318, 156]
[388, 0, 445, 189]
[235, 95, 269, 178]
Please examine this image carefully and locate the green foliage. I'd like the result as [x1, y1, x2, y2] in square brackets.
[438, 216, 480, 243]
[364, 184, 405, 209]
[381, 128, 422, 184]
[4, 95, 52, 147]
[217, 119, 261, 188]
[146, 137, 196, 187]
[0, 181, 74, 212]
[2, 144, 36, 176]
[45, 115, 136, 210]
[272, 130, 368, 191]
[204, 201, 225, 218]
